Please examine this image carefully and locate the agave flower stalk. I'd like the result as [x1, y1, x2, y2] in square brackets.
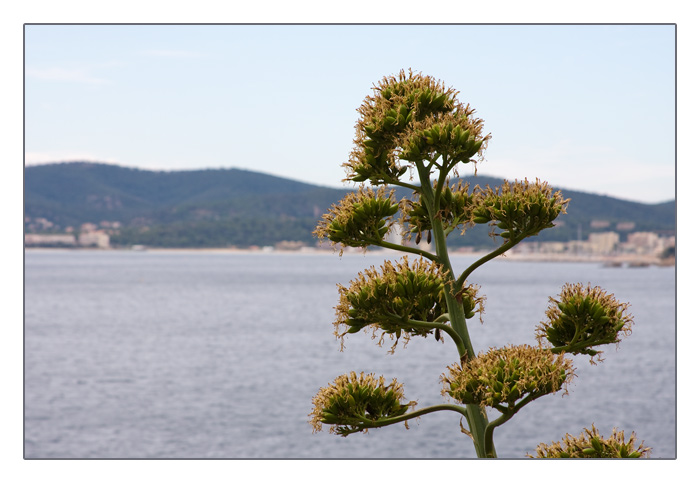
[310, 69, 648, 459]
[409, 154, 492, 456]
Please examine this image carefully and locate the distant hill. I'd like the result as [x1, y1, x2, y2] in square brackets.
[24, 161, 676, 248]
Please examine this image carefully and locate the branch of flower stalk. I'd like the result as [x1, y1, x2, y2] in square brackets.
[549, 345, 596, 357]
[483, 392, 539, 458]
[433, 156, 450, 214]
[387, 313, 467, 357]
[546, 323, 622, 356]
[456, 236, 522, 287]
[547, 324, 583, 355]
[373, 238, 440, 263]
[414, 157, 492, 458]
[548, 340, 611, 357]
[354, 403, 468, 430]
[423, 153, 443, 173]
[443, 213, 465, 237]
[386, 179, 423, 192]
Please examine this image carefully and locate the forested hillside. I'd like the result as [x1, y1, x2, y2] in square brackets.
[25, 162, 675, 248]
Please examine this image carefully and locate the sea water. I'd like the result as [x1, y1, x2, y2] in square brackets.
[24, 250, 676, 458]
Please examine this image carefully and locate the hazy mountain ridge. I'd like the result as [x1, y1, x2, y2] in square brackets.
[24, 161, 676, 248]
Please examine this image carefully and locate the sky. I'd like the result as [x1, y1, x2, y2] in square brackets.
[23, 23, 676, 204]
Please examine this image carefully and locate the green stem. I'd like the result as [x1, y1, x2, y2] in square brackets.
[456, 237, 521, 287]
[433, 159, 449, 213]
[374, 239, 440, 263]
[356, 404, 466, 429]
[387, 314, 466, 357]
[387, 179, 423, 192]
[548, 324, 583, 354]
[415, 159, 492, 458]
[548, 324, 614, 355]
[415, 163, 472, 356]
[483, 394, 538, 458]
[483, 412, 515, 458]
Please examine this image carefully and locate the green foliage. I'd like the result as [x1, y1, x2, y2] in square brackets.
[25, 162, 674, 249]
[110, 217, 318, 248]
[25, 161, 344, 247]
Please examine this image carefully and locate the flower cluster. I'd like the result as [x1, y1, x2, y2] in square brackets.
[397, 106, 487, 167]
[402, 179, 478, 243]
[344, 69, 490, 185]
[309, 372, 416, 436]
[530, 424, 651, 458]
[536, 283, 634, 358]
[334, 256, 482, 351]
[442, 344, 574, 411]
[313, 186, 399, 253]
[471, 179, 568, 242]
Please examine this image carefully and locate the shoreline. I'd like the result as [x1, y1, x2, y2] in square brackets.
[24, 246, 675, 266]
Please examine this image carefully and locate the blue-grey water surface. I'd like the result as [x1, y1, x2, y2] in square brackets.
[24, 250, 676, 458]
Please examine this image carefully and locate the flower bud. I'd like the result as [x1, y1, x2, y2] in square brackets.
[309, 372, 416, 436]
[334, 257, 483, 351]
[471, 179, 568, 241]
[313, 186, 399, 254]
[529, 424, 651, 458]
[536, 283, 634, 358]
[442, 344, 574, 410]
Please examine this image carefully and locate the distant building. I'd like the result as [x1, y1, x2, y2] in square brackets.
[622, 232, 663, 255]
[78, 231, 110, 248]
[567, 240, 589, 255]
[538, 241, 567, 253]
[588, 231, 619, 255]
[25, 233, 76, 247]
